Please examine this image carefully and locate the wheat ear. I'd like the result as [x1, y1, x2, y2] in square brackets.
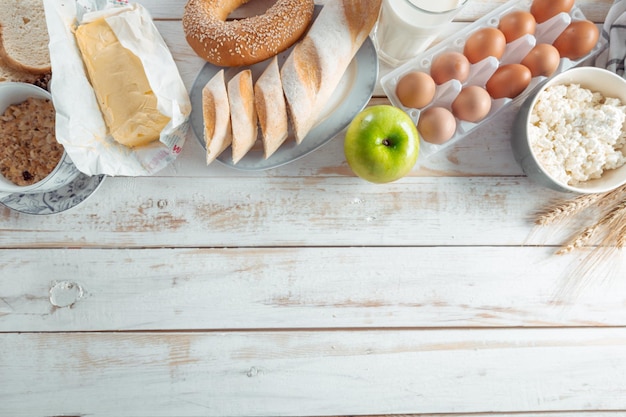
[556, 224, 600, 254]
[558, 199, 626, 254]
[535, 193, 603, 226]
[536, 183, 626, 226]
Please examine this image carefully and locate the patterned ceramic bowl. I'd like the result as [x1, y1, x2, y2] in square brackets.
[0, 82, 80, 199]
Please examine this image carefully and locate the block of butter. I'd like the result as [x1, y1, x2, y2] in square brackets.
[75, 17, 171, 148]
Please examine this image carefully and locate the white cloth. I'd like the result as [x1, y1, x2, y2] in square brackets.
[596, 0, 626, 76]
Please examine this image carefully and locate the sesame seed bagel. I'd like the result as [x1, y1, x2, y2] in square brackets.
[183, 0, 315, 67]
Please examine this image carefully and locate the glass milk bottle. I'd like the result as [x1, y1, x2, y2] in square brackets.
[374, 0, 469, 66]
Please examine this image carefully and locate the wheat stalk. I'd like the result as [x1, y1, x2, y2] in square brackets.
[599, 183, 626, 208]
[535, 193, 603, 226]
[535, 183, 626, 226]
[557, 198, 626, 254]
[616, 223, 626, 248]
[601, 202, 626, 249]
[556, 224, 600, 254]
[554, 199, 626, 299]
[539, 186, 626, 301]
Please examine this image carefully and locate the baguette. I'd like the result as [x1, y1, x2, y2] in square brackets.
[202, 69, 232, 164]
[0, 0, 51, 74]
[254, 57, 289, 159]
[280, 0, 382, 143]
[228, 69, 258, 164]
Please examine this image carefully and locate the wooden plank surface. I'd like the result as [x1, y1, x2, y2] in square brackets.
[2, 0, 624, 416]
[2, 247, 624, 332]
[2, 329, 626, 417]
[0, 176, 583, 248]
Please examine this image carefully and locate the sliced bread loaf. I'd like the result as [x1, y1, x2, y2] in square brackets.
[254, 56, 289, 159]
[0, 0, 51, 74]
[281, 0, 382, 143]
[202, 69, 232, 165]
[0, 55, 44, 85]
[228, 69, 258, 164]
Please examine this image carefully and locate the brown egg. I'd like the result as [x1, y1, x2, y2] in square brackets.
[430, 51, 471, 85]
[486, 64, 532, 99]
[530, 0, 574, 24]
[451, 86, 492, 123]
[395, 71, 436, 109]
[498, 10, 536, 43]
[417, 107, 457, 144]
[552, 20, 600, 60]
[463, 27, 507, 64]
[521, 43, 561, 77]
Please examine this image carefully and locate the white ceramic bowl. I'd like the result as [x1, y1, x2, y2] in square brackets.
[0, 82, 80, 198]
[512, 67, 626, 194]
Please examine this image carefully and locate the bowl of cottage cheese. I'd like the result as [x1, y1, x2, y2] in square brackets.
[512, 66, 626, 194]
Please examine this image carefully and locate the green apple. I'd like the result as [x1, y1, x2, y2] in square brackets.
[344, 105, 419, 184]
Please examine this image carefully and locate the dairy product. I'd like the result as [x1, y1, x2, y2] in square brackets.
[374, 0, 466, 66]
[529, 84, 626, 185]
[75, 18, 170, 148]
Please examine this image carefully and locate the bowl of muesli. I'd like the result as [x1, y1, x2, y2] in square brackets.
[512, 66, 626, 194]
[0, 82, 80, 198]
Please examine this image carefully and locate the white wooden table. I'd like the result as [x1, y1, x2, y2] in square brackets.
[2, 1, 625, 416]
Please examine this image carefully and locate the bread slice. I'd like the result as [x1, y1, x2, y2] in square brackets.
[280, 0, 382, 143]
[0, 0, 51, 74]
[228, 69, 257, 164]
[254, 57, 289, 159]
[202, 69, 232, 164]
[0, 55, 45, 85]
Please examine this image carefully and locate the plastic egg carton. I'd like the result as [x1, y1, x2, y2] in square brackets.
[380, 0, 608, 161]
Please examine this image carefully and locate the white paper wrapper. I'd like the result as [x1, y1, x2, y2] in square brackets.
[43, 0, 191, 176]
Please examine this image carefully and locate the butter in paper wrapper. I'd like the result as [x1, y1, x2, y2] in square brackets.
[43, 0, 191, 176]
